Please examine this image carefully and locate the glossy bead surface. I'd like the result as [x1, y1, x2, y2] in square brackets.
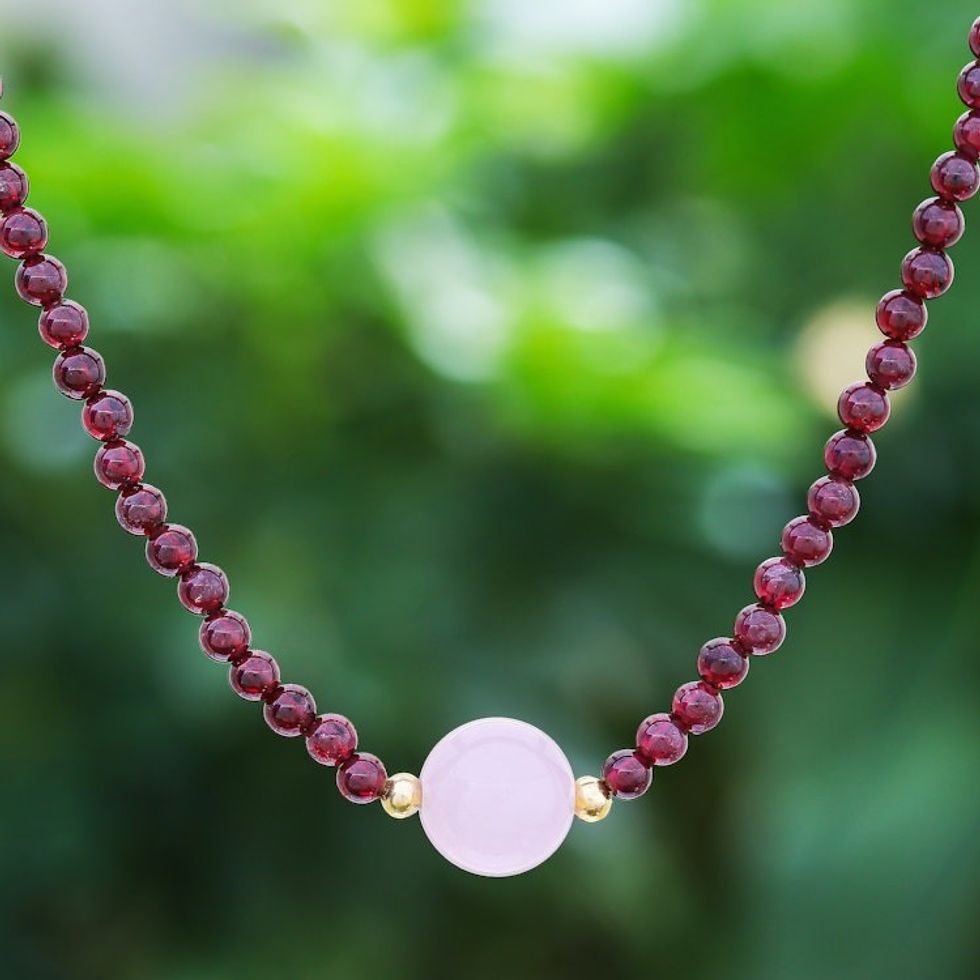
[94, 439, 144, 490]
[16, 254, 67, 306]
[574, 775, 612, 822]
[954, 110, 980, 160]
[671, 681, 724, 735]
[753, 556, 806, 609]
[52, 346, 104, 400]
[875, 289, 926, 340]
[306, 713, 358, 766]
[807, 476, 860, 528]
[382, 773, 422, 819]
[825, 430, 876, 481]
[957, 61, 980, 109]
[338, 752, 388, 804]
[229, 650, 280, 701]
[82, 390, 133, 440]
[900, 248, 953, 300]
[146, 524, 198, 576]
[696, 637, 750, 690]
[0, 207, 47, 258]
[178, 563, 229, 615]
[0, 162, 28, 212]
[39, 301, 89, 349]
[0, 111, 19, 160]
[733, 603, 786, 655]
[781, 515, 833, 567]
[601, 749, 652, 800]
[635, 712, 688, 766]
[866, 341, 916, 391]
[199, 610, 251, 662]
[930, 150, 979, 201]
[838, 382, 890, 433]
[912, 197, 964, 248]
[116, 484, 167, 535]
[264, 684, 316, 737]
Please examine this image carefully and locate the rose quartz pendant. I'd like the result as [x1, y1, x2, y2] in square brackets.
[419, 717, 576, 877]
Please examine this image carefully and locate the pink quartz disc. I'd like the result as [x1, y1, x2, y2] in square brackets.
[419, 717, 576, 877]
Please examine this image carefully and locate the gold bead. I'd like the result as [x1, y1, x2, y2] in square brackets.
[575, 775, 612, 823]
[382, 772, 422, 819]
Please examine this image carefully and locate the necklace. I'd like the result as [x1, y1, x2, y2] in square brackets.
[3, 20, 980, 879]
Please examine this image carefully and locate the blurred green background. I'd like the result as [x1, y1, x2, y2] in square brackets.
[1, 1, 979, 978]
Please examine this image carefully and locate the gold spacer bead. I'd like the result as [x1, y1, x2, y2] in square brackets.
[575, 775, 612, 823]
[381, 772, 422, 819]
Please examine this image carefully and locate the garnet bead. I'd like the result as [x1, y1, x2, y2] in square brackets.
[264, 684, 317, 737]
[954, 110, 980, 159]
[199, 610, 251, 662]
[0, 111, 19, 160]
[337, 753, 388, 804]
[781, 515, 833, 567]
[807, 476, 860, 528]
[307, 714, 359, 766]
[875, 289, 926, 340]
[837, 382, 890, 433]
[82, 390, 133, 441]
[753, 556, 806, 609]
[116, 484, 167, 535]
[230, 650, 280, 701]
[178, 562, 229, 615]
[601, 749, 652, 800]
[38, 301, 88, 349]
[146, 524, 198, 576]
[825, 429, 876, 481]
[94, 439, 144, 490]
[0, 207, 47, 258]
[52, 346, 105, 400]
[912, 197, 964, 248]
[957, 61, 980, 109]
[866, 340, 916, 391]
[696, 637, 750, 690]
[671, 681, 724, 735]
[733, 603, 786, 655]
[635, 713, 688, 766]
[15, 254, 67, 306]
[0, 162, 28, 212]
[930, 151, 980, 201]
[901, 248, 953, 300]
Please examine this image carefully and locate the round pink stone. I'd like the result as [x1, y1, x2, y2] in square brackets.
[419, 717, 575, 878]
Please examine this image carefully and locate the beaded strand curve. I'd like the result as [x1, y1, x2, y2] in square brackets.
[1, 19, 979, 847]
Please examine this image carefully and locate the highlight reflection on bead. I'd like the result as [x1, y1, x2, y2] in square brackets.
[381, 772, 421, 819]
[574, 775, 612, 823]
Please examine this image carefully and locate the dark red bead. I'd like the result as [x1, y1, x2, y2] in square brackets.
[957, 61, 980, 109]
[337, 753, 388, 804]
[837, 382, 890, 434]
[146, 524, 198, 576]
[0, 207, 47, 258]
[875, 289, 926, 340]
[38, 301, 88, 349]
[733, 603, 786, 655]
[930, 150, 979, 201]
[16, 254, 67, 306]
[781, 515, 833, 567]
[94, 439, 144, 490]
[912, 197, 964, 248]
[825, 429, 876, 481]
[972, 18, 980, 58]
[696, 637, 750, 690]
[866, 340, 916, 391]
[0, 111, 19, 160]
[0, 161, 28, 212]
[178, 563, 229, 615]
[264, 684, 317, 737]
[230, 650, 280, 701]
[307, 714, 359, 767]
[52, 346, 104, 400]
[901, 248, 953, 300]
[116, 484, 167, 535]
[807, 476, 860, 528]
[753, 556, 805, 609]
[635, 712, 688, 766]
[82, 390, 133, 441]
[671, 681, 724, 735]
[954, 110, 980, 159]
[601, 749, 652, 800]
[199, 609, 251, 662]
